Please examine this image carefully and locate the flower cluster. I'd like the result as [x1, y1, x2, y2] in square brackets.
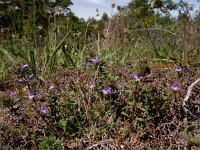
[102, 87, 113, 95]
[91, 56, 99, 64]
[171, 82, 181, 91]
[131, 73, 142, 82]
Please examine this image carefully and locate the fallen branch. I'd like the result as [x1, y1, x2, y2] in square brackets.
[182, 78, 200, 126]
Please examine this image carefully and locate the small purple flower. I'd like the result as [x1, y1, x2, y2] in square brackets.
[107, 87, 113, 94]
[34, 90, 40, 95]
[102, 88, 109, 95]
[18, 78, 25, 84]
[175, 66, 182, 72]
[28, 92, 35, 100]
[40, 107, 47, 114]
[90, 84, 96, 89]
[102, 87, 113, 95]
[146, 73, 152, 78]
[91, 56, 99, 64]
[82, 62, 89, 68]
[29, 74, 35, 80]
[49, 84, 56, 91]
[10, 91, 15, 97]
[133, 74, 142, 82]
[21, 63, 29, 69]
[171, 82, 181, 91]
[186, 69, 192, 75]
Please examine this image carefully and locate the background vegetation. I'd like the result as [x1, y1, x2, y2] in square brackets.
[1, 0, 200, 149]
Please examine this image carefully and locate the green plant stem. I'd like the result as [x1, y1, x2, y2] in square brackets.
[135, 81, 139, 100]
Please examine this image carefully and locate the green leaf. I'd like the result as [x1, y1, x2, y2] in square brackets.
[51, 32, 71, 58]
[137, 117, 145, 122]
[29, 50, 36, 76]
[140, 107, 148, 112]
[128, 101, 136, 107]
[49, 32, 72, 72]
[121, 111, 130, 118]
[0, 46, 14, 62]
[119, 127, 126, 136]
[181, 124, 196, 141]
[58, 119, 67, 127]
[181, 124, 200, 148]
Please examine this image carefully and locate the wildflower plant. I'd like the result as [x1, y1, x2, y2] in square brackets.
[171, 82, 181, 91]
[102, 87, 113, 95]
[40, 107, 47, 114]
[28, 92, 35, 100]
[28, 74, 35, 80]
[49, 84, 56, 91]
[176, 66, 182, 72]
[176, 66, 182, 77]
[133, 73, 142, 82]
[171, 82, 181, 102]
[91, 56, 99, 64]
[131, 73, 143, 99]
[20, 63, 29, 70]
[18, 77, 26, 84]
[9, 91, 15, 97]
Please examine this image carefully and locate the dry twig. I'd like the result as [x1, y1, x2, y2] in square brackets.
[182, 78, 200, 126]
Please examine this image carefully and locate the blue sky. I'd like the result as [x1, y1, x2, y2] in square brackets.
[70, 0, 132, 19]
[70, 0, 200, 19]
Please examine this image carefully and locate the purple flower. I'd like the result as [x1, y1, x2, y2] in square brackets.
[20, 63, 29, 69]
[29, 74, 35, 80]
[10, 91, 15, 97]
[90, 84, 96, 89]
[82, 62, 89, 68]
[102, 87, 113, 95]
[91, 56, 99, 64]
[28, 92, 35, 100]
[34, 90, 40, 95]
[40, 107, 47, 114]
[18, 78, 25, 84]
[107, 87, 113, 94]
[171, 82, 181, 91]
[175, 66, 182, 72]
[146, 73, 152, 78]
[133, 73, 142, 82]
[49, 84, 56, 91]
[186, 69, 192, 75]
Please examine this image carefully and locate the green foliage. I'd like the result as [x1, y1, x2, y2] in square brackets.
[0, 0, 72, 37]
[39, 136, 61, 150]
[49, 32, 73, 72]
[46, 90, 84, 139]
[29, 50, 36, 76]
[181, 125, 200, 148]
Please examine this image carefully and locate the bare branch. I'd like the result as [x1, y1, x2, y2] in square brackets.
[182, 78, 200, 126]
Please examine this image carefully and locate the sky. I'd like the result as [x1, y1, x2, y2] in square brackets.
[70, 0, 200, 20]
[70, 0, 132, 19]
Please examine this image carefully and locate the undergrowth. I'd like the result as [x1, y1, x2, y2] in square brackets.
[1, 1, 200, 149]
